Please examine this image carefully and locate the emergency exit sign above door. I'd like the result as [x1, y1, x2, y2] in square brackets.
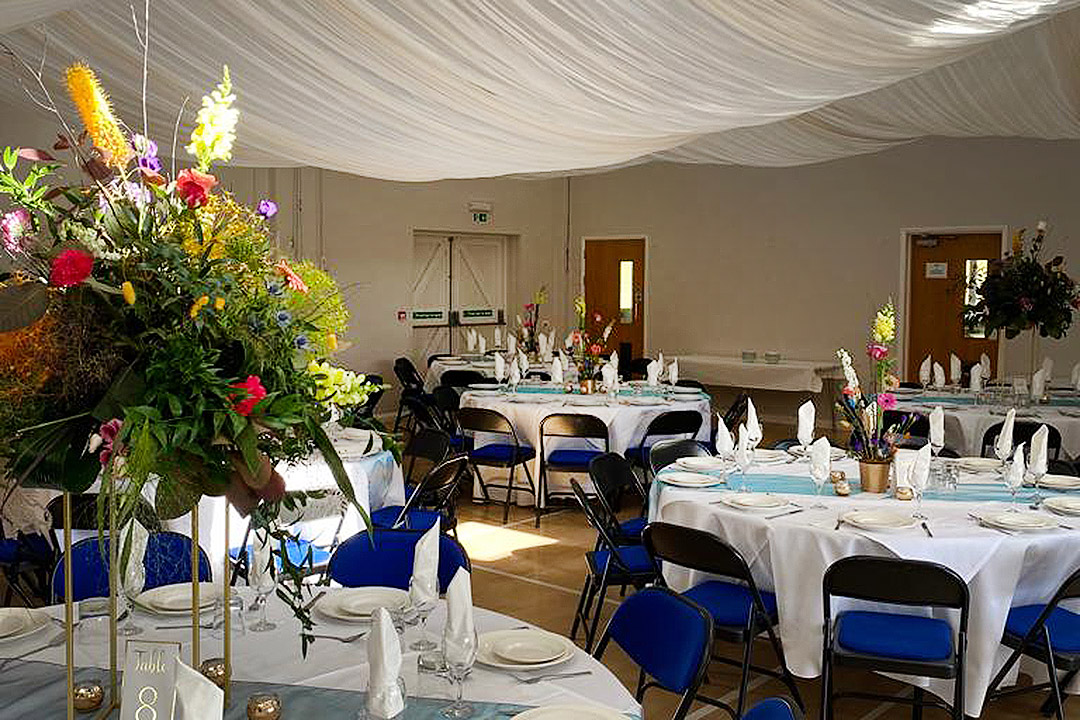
[469, 200, 492, 225]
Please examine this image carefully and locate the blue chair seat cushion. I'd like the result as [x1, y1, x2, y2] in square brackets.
[588, 544, 655, 576]
[624, 446, 649, 466]
[618, 516, 647, 541]
[230, 538, 331, 569]
[470, 443, 535, 465]
[836, 610, 953, 662]
[449, 434, 474, 452]
[370, 506, 442, 531]
[1005, 605, 1080, 654]
[546, 449, 604, 468]
[743, 698, 797, 720]
[683, 580, 777, 628]
[0, 533, 51, 564]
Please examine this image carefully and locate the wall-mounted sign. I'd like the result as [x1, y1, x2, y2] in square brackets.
[458, 307, 498, 325]
[469, 200, 492, 225]
[411, 308, 447, 326]
[924, 262, 948, 279]
[121, 640, 181, 720]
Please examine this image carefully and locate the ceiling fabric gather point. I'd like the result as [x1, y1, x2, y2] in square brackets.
[0, 0, 1078, 181]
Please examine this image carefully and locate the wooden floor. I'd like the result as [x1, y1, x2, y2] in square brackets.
[456, 499, 1051, 720]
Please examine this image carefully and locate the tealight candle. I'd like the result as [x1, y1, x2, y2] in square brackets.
[247, 693, 282, 720]
[73, 680, 104, 713]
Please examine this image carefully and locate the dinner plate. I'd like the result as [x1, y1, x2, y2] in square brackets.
[477, 629, 575, 671]
[490, 629, 568, 664]
[439, 358, 468, 365]
[468, 383, 502, 390]
[1043, 496, 1080, 516]
[467, 390, 503, 398]
[675, 456, 731, 472]
[956, 457, 1002, 473]
[315, 587, 410, 622]
[978, 511, 1058, 532]
[1037, 474, 1080, 490]
[135, 583, 220, 615]
[661, 471, 724, 488]
[0, 608, 50, 644]
[787, 445, 847, 461]
[619, 396, 667, 406]
[717, 494, 789, 512]
[753, 449, 791, 464]
[668, 386, 701, 395]
[508, 395, 558, 404]
[511, 706, 626, 720]
[841, 509, 916, 532]
[563, 396, 608, 406]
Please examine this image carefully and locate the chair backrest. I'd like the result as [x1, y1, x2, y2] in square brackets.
[589, 452, 646, 508]
[47, 493, 160, 534]
[770, 438, 800, 451]
[432, 385, 461, 415]
[327, 528, 470, 593]
[823, 556, 969, 628]
[540, 413, 608, 440]
[390, 455, 467, 527]
[743, 697, 802, 720]
[403, 427, 452, 484]
[722, 392, 750, 429]
[393, 357, 425, 391]
[524, 370, 551, 381]
[643, 522, 757, 589]
[649, 438, 710, 476]
[675, 379, 707, 392]
[569, 480, 627, 561]
[457, 407, 519, 442]
[52, 531, 212, 602]
[354, 373, 384, 418]
[595, 587, 713, 697]
[401, 394, 446, 433]
[627, 357, 652, 379]
[643, 410, 703, 441]
[981, 421, 1062, 460]
[440, 369, 489, 388]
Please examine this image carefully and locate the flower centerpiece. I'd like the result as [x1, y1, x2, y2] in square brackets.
[962, 221, 1079, 375]
[514, 285, 548, 356]
[568, 296, 614, 392]
[0, 59, 380, 645]
[835, 301, 915, 491]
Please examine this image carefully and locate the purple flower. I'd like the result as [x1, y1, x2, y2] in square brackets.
[1019, 297, 1034, 312]
[132, 134, 161, 173]
[1, 208, 30, 253]
[257, 199, 278, 219]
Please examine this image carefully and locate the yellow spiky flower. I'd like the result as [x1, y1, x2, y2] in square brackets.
[65, 63, 132, 170]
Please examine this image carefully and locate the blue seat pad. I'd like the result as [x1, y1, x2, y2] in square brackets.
[836, 610, 953, 662]
[619, 516, 646, 540]
[684, 580, 777, 627]
[470, 443, 535, 464]
[589, 544, 655, 575]
[370, 506, 441, 531]
[230, 538, 331, 568]
[743, 697, 797, 720]
[546, 449, 604, 467]
[1006, 605, 1080, 654]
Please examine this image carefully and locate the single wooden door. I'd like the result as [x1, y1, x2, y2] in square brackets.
[907, 232, 1000, 380]
[584, 239, 645, 360]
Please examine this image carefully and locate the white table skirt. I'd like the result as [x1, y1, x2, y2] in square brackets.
[651, 457, 1080, 717]
[676, 354, 840, 393]
[0, 594, 638, 716]
[461, 390, 711, 505]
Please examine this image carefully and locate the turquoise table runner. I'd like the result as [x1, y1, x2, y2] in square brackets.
[901, 394, 1080, 408]
[2, 660, 640, 719]
[497, 386, 707, 399]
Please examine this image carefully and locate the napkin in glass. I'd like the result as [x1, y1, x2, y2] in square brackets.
[249, 528, 273, 589]
[1007, 442, 1026, 490]
[409, 524, 439, 609]
[1042, 356, 1054, 383]
[1030, 425, 1049, 479]
[893, 448, 916, 490]
[646, 360, 660, 386]
[669, 359, 679, 385]
[600, 363, 617, 389]
[494, 353, 504, 382]
[508, 334, 517, 356]
[508, 361, 521, 388]
[518, 351, 529, 375]
[610, 350, 619, 375]
[1031, 368, 1047, 399]
[657, 352, 665, 375]
[174, 658, 223, 719]
[121, 519, 149, 598]
[949, 354, 962, 385]
[494, 327, 502, 348]
[445, 568, 475, 658]
[932, 362, 946, 389]
[466, 329, 476, 352]
[797, 400, 815, 448]
[551, 357, 563, 384]
[919, 354, 932, 386]
[809, 436, 831, 479]
[980, 352, 991, 380]
[745, 398, 762, 447]
[735, 424, 751, 469]
[996, 408, 1016, 460]
[929, 406, 945, 449]
[715, 413, 734, 457]
[969, 364, 983, 392]
[478, 334, 487, 356]
[367, 607, 406, 719]
[911, 444, 932, 494]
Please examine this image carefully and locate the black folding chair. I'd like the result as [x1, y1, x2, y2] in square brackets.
[569, 480, 657, 651]
[440, 369, 489, 388]
[371, 455, 468, 535]
[985, 567, 1080, 719]
[353, 373, 384, 419]
[588, 453, 648, 545]
[402, 427, 452, 489]
[458, 407, 538, 526]
[721, 392, 750, 432]
[626, 357, 652, 380]
[675, 379, 707, 392]
[821, 556, 969, 720]
[432, 385, 473, 453]
[625, 410, 704, 481]
[393, 357, 427, 430]
[539, 413, 609, 511]
[649, 438, 712, 477]
[644, 522, 805, 717]
[427, 353, 454, 367]
[981, 421, 1063, 460]
[884, 409, 930, 448]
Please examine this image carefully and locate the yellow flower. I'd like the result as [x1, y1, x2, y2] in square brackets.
[326, 332, 338, 351]
[65, 63, 132, 170]
[189, 295, 210, 319]
[186, 66, 239, 171]
[1012, 230, 1024, 256]
[214, 297, 226, 311]
[121, 281, 135, 305]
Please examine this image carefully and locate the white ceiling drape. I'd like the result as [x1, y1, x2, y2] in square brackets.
[0, 0, 1078, 180]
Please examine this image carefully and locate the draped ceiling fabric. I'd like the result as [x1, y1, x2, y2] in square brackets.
[0, 1, 1079, 181]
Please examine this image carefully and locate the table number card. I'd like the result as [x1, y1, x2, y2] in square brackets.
[121, 640, 181, 720]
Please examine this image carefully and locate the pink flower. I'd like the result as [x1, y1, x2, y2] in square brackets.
[230, 375, 267, 417]
[1, 208, 30, 253]
[274, 259, 309, 294]
[50, 248, 94, 287]
[866, 343, 889, 361]
[878, 393, 897, 410]
[589, 343, 602, 356]
[1019, 297, 1034, 312]
[175, 168, 217, 208]
[98, 418, 123, 465]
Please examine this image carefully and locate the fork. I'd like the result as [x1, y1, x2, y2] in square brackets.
[509, 670, 593, 684]
[309, 631, 368, 643]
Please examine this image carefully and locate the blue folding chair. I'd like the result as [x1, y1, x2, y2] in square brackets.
[326, 528, 470, 594]
[539, 413, 609, 513]
[593, 587, 713, 720]
[985, 567, 1080, 719]
[52, 531, 212, 602]
[743, 697, 802, 720]
[370, 455, 467, 534]
[0, 531, 53, 606]
[821, 556, 968, 720]
[588, 453, 648, 544]
[624, 410, 703, 481]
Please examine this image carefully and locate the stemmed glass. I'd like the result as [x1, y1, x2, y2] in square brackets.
[911, 469, 928, 520]
[809, 458, 829, 509]
[409, 597, 438, 652]
[734, 442, 753, 493]
[249, 540, 277, 632]
[441, 627, 478, 719]
[118, 585, 144, 637]
[1004, 456, 1025, 512]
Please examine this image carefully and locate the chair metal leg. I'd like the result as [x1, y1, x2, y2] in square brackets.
[471, 462, 492, 504]
[1045, 625, 1065, 720]
[821, 626, 834, 720]
[502, 464, 516, 525]
[634, 668, 647, 701]
[585, 565, 611, 653]
[570, 573, 594, 642]
[1041, 670, 1076, 717]
[735, 616, 756, 717]
[521, 461, 541, 527]
[912, 687, 924, 720]
[537, 461, 547, 528]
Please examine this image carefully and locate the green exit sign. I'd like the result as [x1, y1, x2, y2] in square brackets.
[472, 211, 490, 224]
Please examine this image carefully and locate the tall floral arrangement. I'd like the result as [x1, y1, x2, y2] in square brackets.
[835, 301, 913, 461]
[568, 295, 614, 379]
[0, 59, 378, 641]
[514, 285, 548, 355]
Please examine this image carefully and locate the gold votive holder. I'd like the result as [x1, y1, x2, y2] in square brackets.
[834, 479, 851, 496]
[895, 486, 914, 501]
[829, 470, 845, 484]
[248, 692, 282, 720]
[73, 680, 105, 713]
[200, 657, 228, 690]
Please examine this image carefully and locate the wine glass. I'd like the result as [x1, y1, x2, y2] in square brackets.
[911, 469, 929, 520]
[409, 596, 438, 652]
[734, 444, 753, 493]
[117, 585, 144, 637]
[809, 458, 829, 508]
[1004, 458, 1025, 512]
[249, 558, 277, 633]
[441, 627, 478, 719]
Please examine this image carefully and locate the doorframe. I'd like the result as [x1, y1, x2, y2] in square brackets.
[896, 225, 1009, 379]
[580, 235, 650, 357]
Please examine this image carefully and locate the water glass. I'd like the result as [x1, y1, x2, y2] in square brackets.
[211, 595, 245, 638]
[441, 628, 478, 719]
[409, 599, 437, 652]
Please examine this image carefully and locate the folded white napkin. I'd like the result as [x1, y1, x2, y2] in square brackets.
[600, 363, 617, 389]
[610, 350, 619, 375]
[715, 413, 734, 457]
[911, 444, 932, 493]
[929, 406, 945, 449]
[249, 528, 272, 590]
[508, 361, 521, 387]
[657, 352, 665, 375]
[646, 360, 660, 386]
[980, 352, 991, 380]
[493, 353, 504, 381]
[518, 351, 529, 374]
[121, 519, 149, 598]
[745, 398, 762, 447]
[1072, 361, 1080, 390]
[559, 351, 570, 372]
[409, 524, 439, 609]
[367, 607, 405, 719]
[932, 362, 946, 389]
[996, 408, 1016, 460]
[551, 357, 563, 384]
[564, 332, 573, 350]
[735, 423, 751, 468]
[466, 329, 476, 352]
[969, 363, 983, 392]
[1031, 368, 1047, 399]
[894, 448, 916, 490]
[541, 334, 553, 363]
[949, 353, 962, 385]
[494, 327, 502, 348]
[668, 359, 679, 385]
[174, 658, 223, 720]
[1030, 425, 1049, 479]
[1007, 442, 1026, 489]
[1042, 356, 1054, 383]
[809, 436, 831, 480]
[797, 400, 815, 448]
[507, 334, 516, 355]
[534, 333, 543, 356]
[919, 354, 932, 386]
[444, 568, 476, 662]
[478, 334, 487, 355]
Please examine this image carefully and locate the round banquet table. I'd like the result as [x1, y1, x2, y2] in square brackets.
[895, 389, 1080, 457]
[0, 591, 639, 718]
[651, 455, 1080, 717]
[461, 386, 711, 505]
[426, 356, 498, 391]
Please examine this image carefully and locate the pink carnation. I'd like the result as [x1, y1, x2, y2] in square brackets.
[866, 343, 889, 361]
[2, 208, 30, 253]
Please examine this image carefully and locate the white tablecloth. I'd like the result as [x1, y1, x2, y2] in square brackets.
[461, 390, 711, 505]
[651, 457, 1080, 716]
[1, 594, 638, 717]
[425, 358, 497, 392]
[895, 394, 1080, 457]
[677, 354, 840, 393]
